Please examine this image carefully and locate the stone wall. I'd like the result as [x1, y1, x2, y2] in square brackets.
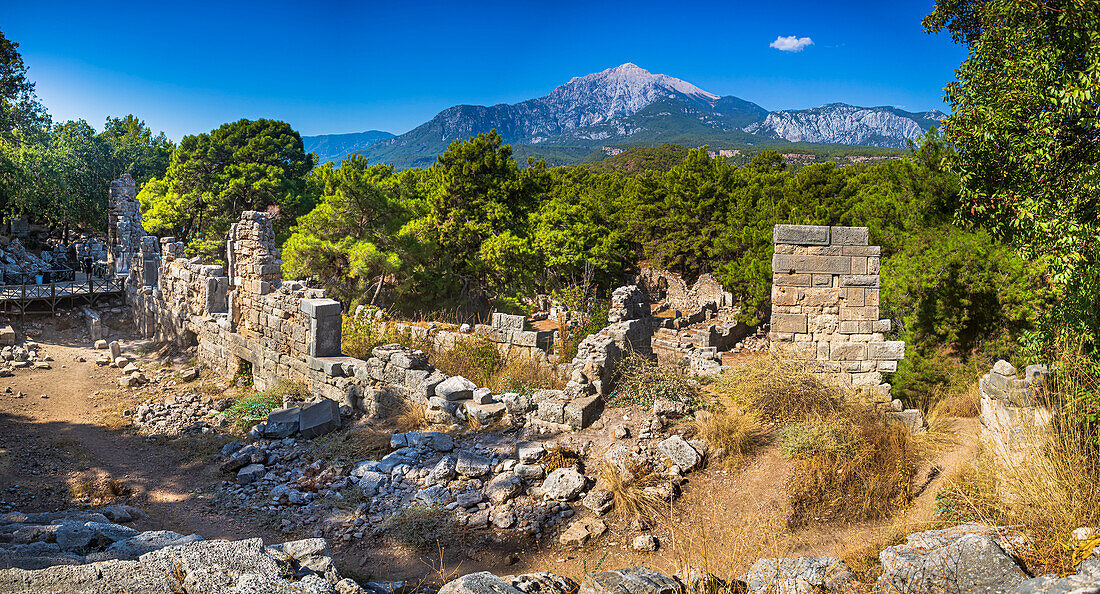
[564, 285, 657, 398]
[768, 224, 904, 398]
[979, 359, 1052, 465]
[635, 267, 734, 310]
[107, 174, 142, 275]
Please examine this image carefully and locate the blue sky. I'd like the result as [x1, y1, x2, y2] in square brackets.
[4, 0, 966, 140]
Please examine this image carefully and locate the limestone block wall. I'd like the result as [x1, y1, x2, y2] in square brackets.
[979, 360, 1052, 465]
[107, 174, 143, 274]
[635, 268, 734, 310]
[768, 224, 903, 397]
[564, 285, 657, 398]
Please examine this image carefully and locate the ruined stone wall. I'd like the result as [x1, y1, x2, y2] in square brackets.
[564, 285, 657, 398]
[768, 224, 903, 398]
[635, 268, 734, 311]
[979, 360, 1052, 465]
[107, 174, 143, 275]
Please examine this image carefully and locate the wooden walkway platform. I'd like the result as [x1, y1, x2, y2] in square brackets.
[0, 276, 125, 315]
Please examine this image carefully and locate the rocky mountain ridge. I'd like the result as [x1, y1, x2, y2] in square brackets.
[302, 63, 945, 169]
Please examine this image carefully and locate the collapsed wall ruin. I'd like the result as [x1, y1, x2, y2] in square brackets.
[107, 174, 143, 276]
[978, 360, 1052, 464]
[768, 224, 904, 399]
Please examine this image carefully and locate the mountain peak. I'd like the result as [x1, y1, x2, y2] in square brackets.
[562, 63, 720, 101]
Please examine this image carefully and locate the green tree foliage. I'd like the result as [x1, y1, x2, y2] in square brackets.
[99, 115, 173, 186]
[0, 29, 47, 140]
[925, 0, 1100, 352]
[139, 118, 314, 257]
[282, 155, 409, 305]
[407, 131, 540, 303]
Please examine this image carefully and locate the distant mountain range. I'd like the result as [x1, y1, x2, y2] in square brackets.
[302, 63, 945, 169]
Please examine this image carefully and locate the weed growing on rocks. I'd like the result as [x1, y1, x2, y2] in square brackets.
[693, 407, 767, 469]
[609, 353, 700, 410]
[387, 504, 456, 553]
[220, 392, 282, 431]
[713, 355, 841, 424]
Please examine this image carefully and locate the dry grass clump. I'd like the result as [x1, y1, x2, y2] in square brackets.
[385, 399, 426, 432]
[934, 354, 1100, 576]
[543, 444, 581, 473]
[929, 383, 981, 419]
[784, 408, 917, 529]
[387, 504, 456, 552]
[315, 422, 392, 462]
[490, 356, 567, 396]
[712, 355, 842, 424]
[599, 459, 663, 521]
[70, 475, 131, 504]
[694, 407, 767, 469]
[610, 353, 701, 410]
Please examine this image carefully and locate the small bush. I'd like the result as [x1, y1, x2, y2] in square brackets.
[220, 392, 283, 431]
[786, 410, 917, 529]
[268, 379, 310, 403]
[694, 407, 767, 468]
[712, 356, 841, 424]
[387, 504, 455, 552]
[778, 420, 854, 458]
[610, 353, 700, 410]
[490, 356, 566, 396]
[599, 459, 663, 521]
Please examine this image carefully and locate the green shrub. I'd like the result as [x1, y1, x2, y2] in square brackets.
[220, 392, 282, 431]
[609, 353, 700, 410]
[778, 420, 852, 458]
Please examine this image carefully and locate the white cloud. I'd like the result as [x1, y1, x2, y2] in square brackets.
[770, 35, 814, 52]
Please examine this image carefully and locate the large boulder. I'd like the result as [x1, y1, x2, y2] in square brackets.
[542, 468, 587, 501]
[741, 557, 855, 592]
[264, 407, 302, 439]
[436, 376, 477, 401]
[874, 524, 1028, 593]
[439, 571, 523, 594]
[656, 435, 701, 471]
[579, 567, 678, 594]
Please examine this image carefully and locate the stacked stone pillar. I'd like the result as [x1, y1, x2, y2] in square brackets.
[107, 174, 142, 276]
[769, 224, 903, 399]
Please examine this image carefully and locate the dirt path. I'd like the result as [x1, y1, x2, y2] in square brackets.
[0, 334, 278, 543]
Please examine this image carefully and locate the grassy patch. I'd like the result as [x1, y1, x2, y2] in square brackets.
[543, 444, 582, 473]
[932, 354, 1100, 576]
[220, 392, 282, 431]
[609, 353, 700, 410]
[490, 356, 566, 396]
[930, 383, 981, 418]
[694, 407, 767, 469]
[70, 475, 131, 504]
[711, 355, 842, 424]
[598, 459, 663, 521]
[387, 504, 456, 552]
[314, 423, 392, 462]
[785, 409, 918, 530]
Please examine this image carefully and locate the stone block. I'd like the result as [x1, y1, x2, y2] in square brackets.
[774, 224, 830, 245]
[840, 275, 879, 287]
[772, 254, 851, 275]
[491, 312, 525, 332]
[300, 298, 341, 318]
[830, 342, 866, 361]
[830, 226, 869, 245]
[812, 274, 833, 287]
[299, 399, 340, 439]
[565, 396, 603, 429]
[851, 257, 868, 275]
[263, 407, 301, 439]
[307, 313, 342, 358]
[773, 273, 812, 287]
[840, 306, 879, 321]
[872, 318, 891, 333]
[841, 245, 882, 256]
[878, 360, 898, 373]
[537, 399, 566, 425]
[771, 313, 807, 334]
[868, 341, 905, 361]
[0, 325, 15, 346]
